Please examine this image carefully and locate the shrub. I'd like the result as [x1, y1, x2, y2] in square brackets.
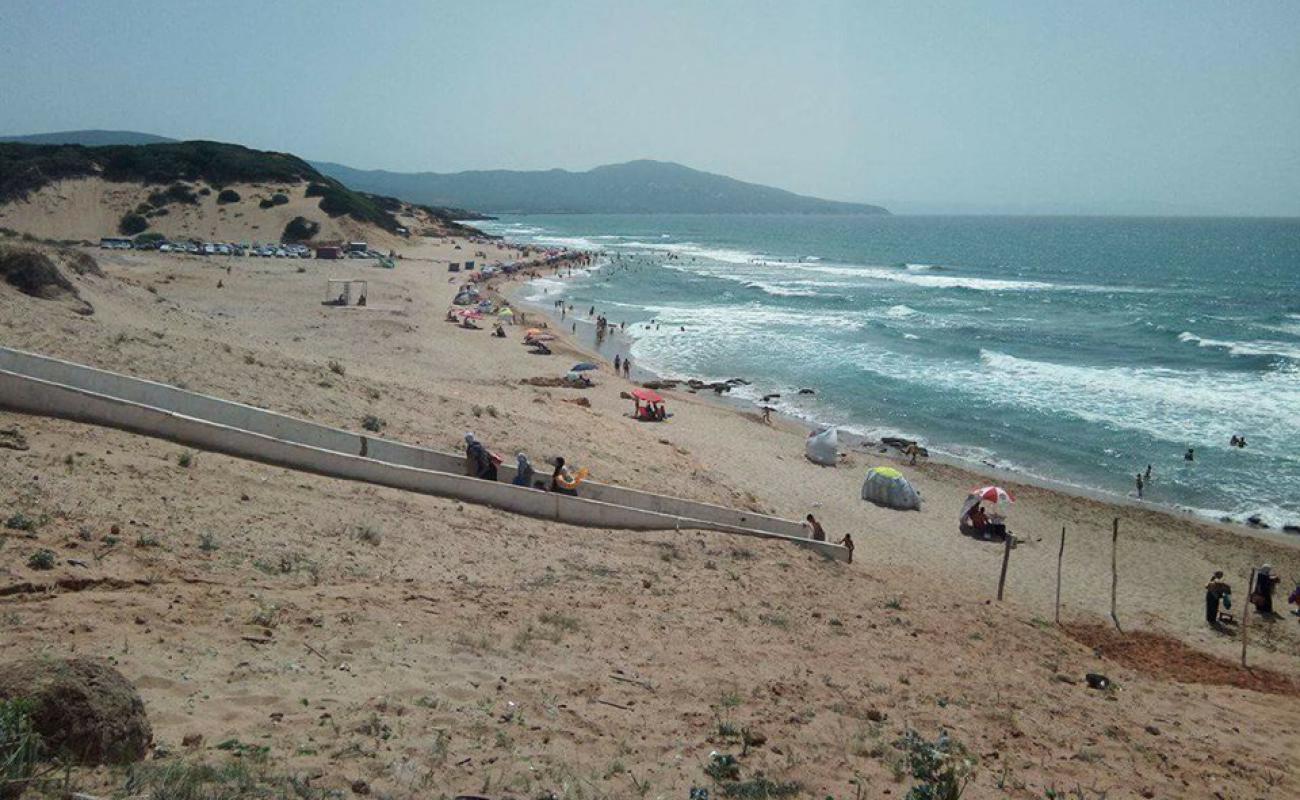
[281, 216, 319, 243]
[118, 213, 149, 235]
[0, 699, 42, 797]
[4, 513, 37, 532]
[894, 730, 975, 800]
[198, 187, 211, 196]
[148, 183, 199, 207]
[199, 533, 219, 552]
[217, 188, 241, 204]
[134, 232, 166, 245]
[361, 414, 385, 433]
[27, 549, 56, 570]
[328, 360, 345, 376]
[177, 451, 194, 468]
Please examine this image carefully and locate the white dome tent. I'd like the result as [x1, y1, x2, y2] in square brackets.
[805, 426, 838, 466]
[861, 466, 922, 511]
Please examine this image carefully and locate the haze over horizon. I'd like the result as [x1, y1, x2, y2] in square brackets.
[2, 0, 1298, 216]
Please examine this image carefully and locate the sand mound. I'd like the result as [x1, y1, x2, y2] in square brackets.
[0, 177, 465, 249]
[0, 657, 153, 764]
[0, 244, 93, 313]
[1065, 623, 1300, 696]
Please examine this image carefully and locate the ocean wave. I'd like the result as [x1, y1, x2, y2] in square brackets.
[904, 263, 938, 271]
[884, 304, 919, 318]
[529, 235, 602, 250]
[1179, 331, 1300, 361]
[975, 350, 1300, 452]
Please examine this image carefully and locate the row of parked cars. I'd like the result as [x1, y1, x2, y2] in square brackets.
[101, 237, 316, 258]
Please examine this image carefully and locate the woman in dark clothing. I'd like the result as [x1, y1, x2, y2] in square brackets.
[1204, 571, 1230, 626]
[464, 433, 498, 482]
[1253, 565, 1279, 615]
[550, 457, 578, 496]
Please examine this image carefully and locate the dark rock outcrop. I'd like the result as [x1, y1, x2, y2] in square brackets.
[0, 657, 152, 764]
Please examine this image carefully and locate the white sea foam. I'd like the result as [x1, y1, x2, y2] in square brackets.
[1179, 331, 1300, 361]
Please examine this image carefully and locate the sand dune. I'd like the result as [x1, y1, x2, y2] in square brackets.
[0, 176, 448, 248]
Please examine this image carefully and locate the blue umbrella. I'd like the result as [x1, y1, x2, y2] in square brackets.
[571, 362, 599, 372]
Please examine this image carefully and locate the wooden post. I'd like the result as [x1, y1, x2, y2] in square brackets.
[1109, 518, 1122, 633]
[1055, 526, 1066, 624]
[1241, 568, 1255, 668]
[996, 533, 1013, 601]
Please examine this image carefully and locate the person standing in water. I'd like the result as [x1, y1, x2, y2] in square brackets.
[1185, 447, 1195, 462]
[1135, 473, 1144, 499]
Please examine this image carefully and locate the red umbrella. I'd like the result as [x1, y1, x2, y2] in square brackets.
[970, 486, 1013, 504]
[631, 387, 663, 404]
[960, 486, 1013, 522]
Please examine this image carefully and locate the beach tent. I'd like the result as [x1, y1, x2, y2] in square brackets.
[571, 362, 599, 372]
[631, 387, 667, 421]
[861, 466, 922, 511]
[805, 426, 839, 466]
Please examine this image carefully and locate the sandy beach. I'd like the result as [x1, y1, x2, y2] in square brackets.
[2, 227, 1298, 798]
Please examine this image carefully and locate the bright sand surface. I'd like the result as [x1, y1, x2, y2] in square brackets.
[2, 230, 1298, 798]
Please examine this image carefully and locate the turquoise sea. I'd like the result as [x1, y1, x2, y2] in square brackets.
[475, 214, 1300, 530]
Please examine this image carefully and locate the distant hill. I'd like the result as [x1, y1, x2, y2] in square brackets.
[0, 130, 177, 147]
[311, 159, 889, 215]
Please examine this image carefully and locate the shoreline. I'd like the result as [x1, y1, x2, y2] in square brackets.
[497, 260, 1300, 550]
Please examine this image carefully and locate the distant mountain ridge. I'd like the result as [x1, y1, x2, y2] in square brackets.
[312, 158, 889, 215]
[0, 130, 177, 147]
[0, 130, 888, 215]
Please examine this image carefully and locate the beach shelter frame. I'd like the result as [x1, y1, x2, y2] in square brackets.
[325, 279, 368, 306]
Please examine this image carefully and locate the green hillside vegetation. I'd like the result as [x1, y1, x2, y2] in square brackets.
[0, 141, 409, 232]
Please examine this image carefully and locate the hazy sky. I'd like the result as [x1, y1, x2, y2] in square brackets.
[3, 1, 1298, 215]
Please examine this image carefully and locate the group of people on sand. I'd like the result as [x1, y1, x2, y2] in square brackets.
[464, 433, 587, 496]
[802, 513, 854, 562]
[1203, 563, 1300, 628]
[960, 503, 1007, 540]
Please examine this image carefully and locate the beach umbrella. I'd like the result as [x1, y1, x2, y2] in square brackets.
[457, 309, 484, 320]
[631, 387, 663, 404]
[571, 362, 599, 372]
[498, 307, 514, 316]
[959, 485, 1013, 522]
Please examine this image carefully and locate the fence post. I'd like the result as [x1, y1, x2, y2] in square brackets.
[1055, 526, 1066, 624]
[996, 534, 1013, 601]
[1110, 518, 1122, 633]
[1241, 568, 1256, 668]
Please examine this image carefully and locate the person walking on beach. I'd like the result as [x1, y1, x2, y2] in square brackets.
[1205, 571, 1231, 627]
[623, 357, 631, 378]
[804, 514, 826, 542]
[761, 405, 772, 424]
[1135, 473, 1144, 499]
[614, 354, 622, 373]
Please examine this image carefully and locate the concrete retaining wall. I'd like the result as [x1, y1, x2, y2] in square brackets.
[0, 347, 808, 539]
[0, 358, 847, 560]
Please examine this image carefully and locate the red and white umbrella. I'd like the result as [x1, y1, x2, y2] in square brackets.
[959, 486, 1013, 522]
[457, 309, 484, 320]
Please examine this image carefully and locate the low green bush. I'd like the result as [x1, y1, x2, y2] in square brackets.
[217, 188, 241, 204]
[118, 213, 149, 235]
